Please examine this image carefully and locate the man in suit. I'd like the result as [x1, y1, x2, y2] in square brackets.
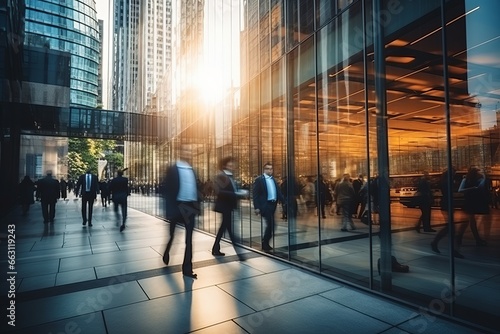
[76, 169, 99, 226]
[109, 169, 129, 232]
[252, 162, 284, 251]
[162, 146, 200, 279]
[211, 156, 246, 258]
[99, 179, 110, 207]
[36, 171, 60, 223]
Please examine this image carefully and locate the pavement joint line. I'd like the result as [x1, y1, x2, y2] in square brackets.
[13, 252, 260, 302]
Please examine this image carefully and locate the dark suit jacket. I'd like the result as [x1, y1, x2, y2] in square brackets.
[252, 175, 284, 214]
[37, 176, 60, 203]
[19, 178, 35, 205]
[163, 163, 201, 221]
[76, 173, 99, 199]
[213, 171, 238, 213]
[99, 181, 110, 196]
[109, 176, 129, 202]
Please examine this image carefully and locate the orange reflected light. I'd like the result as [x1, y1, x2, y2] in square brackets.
[387, 39, 409, 47]
[386, 56, 415, 64]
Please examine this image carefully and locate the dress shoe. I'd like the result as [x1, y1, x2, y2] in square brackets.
[183, 272, 198, 279]
[430, 241, 440, 254]
[212, 251, 225, 256]
[262, 244, 273, 251]
[322, 215, 327, 219]
[82, 221, 87, 226]
[392, 263, 410, 273]
[89, 223, 93, 227]
[120, 224, 125, 232]
[453, 250, 465, 259]
[340, 228, 348, 232]
[162, 253, 169, 265]
[423, 228, 436, 232]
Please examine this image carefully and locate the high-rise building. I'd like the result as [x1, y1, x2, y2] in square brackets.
[112, 0, 140, 112]
[1, 1, 499, 331]
[139, 0, 172, 113]
[112, 0, 172, 113]
[97, 19, 104, 107]
[24, 0, 100, 108]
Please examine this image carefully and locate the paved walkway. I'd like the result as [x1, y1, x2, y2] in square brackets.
[0, 196, 489, 333]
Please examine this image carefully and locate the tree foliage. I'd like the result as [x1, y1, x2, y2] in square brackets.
[67, 151, 86, 181]
[67, 138, 123, 180]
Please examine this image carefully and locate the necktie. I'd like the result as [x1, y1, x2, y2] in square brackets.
[86, 174, 91, 192]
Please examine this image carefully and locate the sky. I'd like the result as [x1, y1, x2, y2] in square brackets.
[95, 0, 110, 20]
[95, 0, 111, 108]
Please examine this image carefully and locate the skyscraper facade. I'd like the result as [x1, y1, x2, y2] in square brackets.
[97, 19, 104, 107]
[24, 0, 100, 108]
[126, 1, 500, 330]
[112, 0, 140, 112]
[112, 0, 173, 113]
[1, 0, 498, 331]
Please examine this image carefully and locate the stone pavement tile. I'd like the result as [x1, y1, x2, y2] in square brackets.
[235, 295, 391, 333]
[14, 281, 148, 329]
[103, 286, 254, 334]
[218, 268, 341, 311]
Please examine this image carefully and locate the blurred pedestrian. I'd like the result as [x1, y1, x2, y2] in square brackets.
[431, 167, 464, 258]
[162, 146, 201, 279]
[334, 173, 356, 231]
[457, 167, 488, 246]
[316, 175, 328, 219]
[109, 170, 129, 231]
[60, 178, 68, 200]
[211, 157, 247, 258]
[19, 175, 35, 215]
[415, 171, 435, 233]
[352, 174, 364, 218]
[99, 178, 110, 207]
[36, 171, 60, 223]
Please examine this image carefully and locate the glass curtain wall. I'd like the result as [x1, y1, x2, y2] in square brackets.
[442, 0, 500, 325]
[124, 0, 499, 330]
[315, 1, 375, 283]
[287, 36, 319, 266]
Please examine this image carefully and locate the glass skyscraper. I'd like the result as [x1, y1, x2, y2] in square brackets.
[24, 0, 100, 107]
[126, 0, 500, 330]
[1, 0, 499, 331]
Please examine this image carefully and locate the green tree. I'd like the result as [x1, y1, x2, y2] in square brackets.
[67, 138, 123, 179]
[105, 151, 124, 173]
[67, 151, 86, 181]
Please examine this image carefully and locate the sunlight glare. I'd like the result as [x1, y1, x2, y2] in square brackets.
[198, 69, 225, 104]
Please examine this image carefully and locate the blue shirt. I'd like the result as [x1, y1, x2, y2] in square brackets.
[264, 175, 276, 201]
[176, 161, 198, 202]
